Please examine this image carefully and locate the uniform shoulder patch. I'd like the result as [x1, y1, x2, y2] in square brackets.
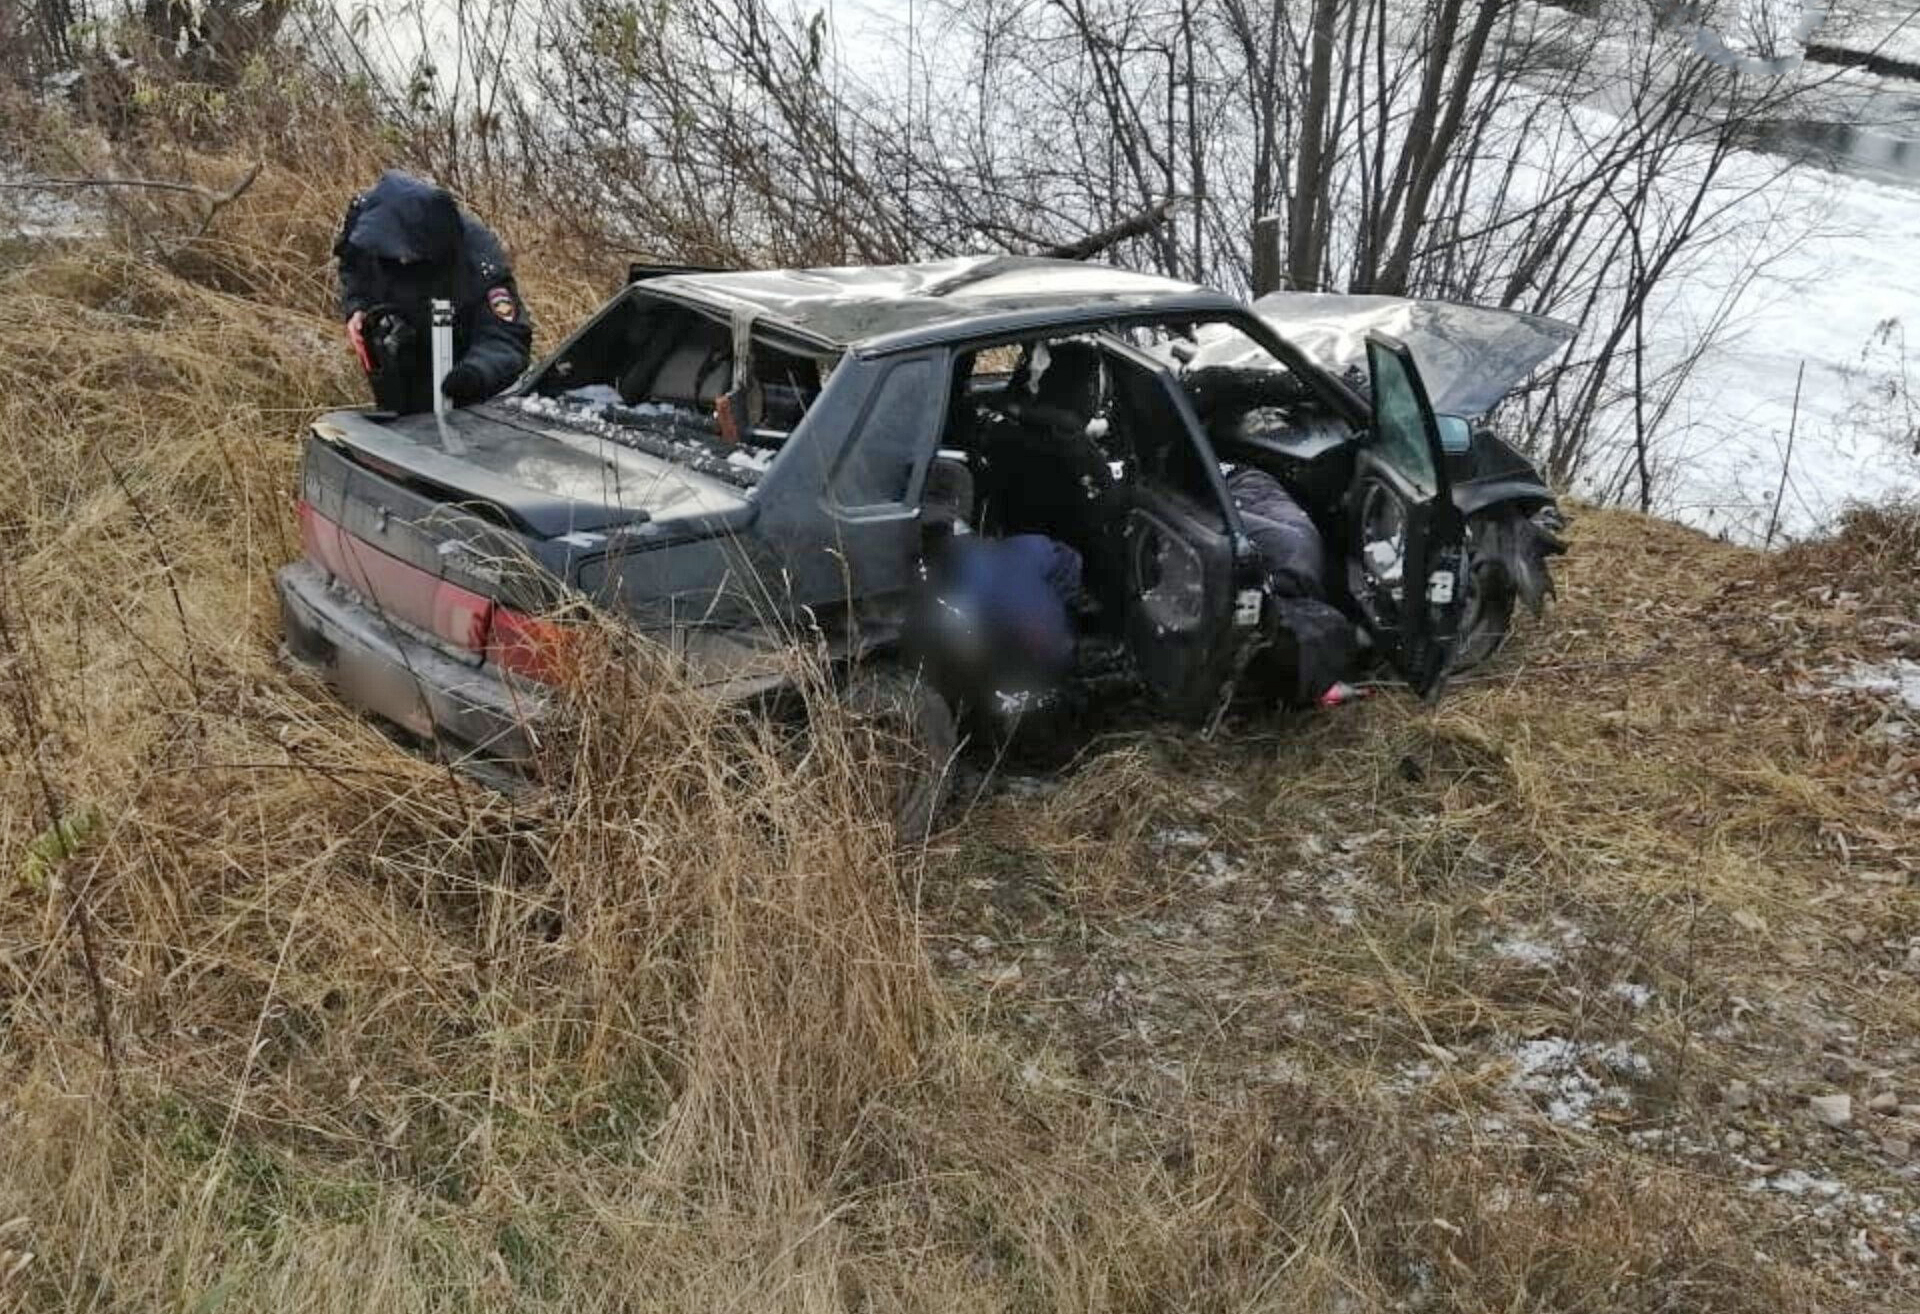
[486, 285, 519, 322]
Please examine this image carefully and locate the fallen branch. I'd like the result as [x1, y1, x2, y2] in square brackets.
[1040, 194, 1192, 262]
[0, 161, 263, 237]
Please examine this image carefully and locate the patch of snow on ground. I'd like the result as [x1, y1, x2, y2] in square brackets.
[1492, 934, 1564, 967]
[1611, 981, 1656, 1008]
[1488, 917, 1588, 967]
[1741, 1163, 1912, 1229]
[1755, 1168, 1852, 1200]
[1196, 850, 1244, 888]
[1830, 659, 1920, 712]
[1387, 1060, 1440, 1095]
[1508, 1036, 1651, 1129]
[1394, 1035, 1654, 1129]
[0, 162, 102, 239]
[1152, 827, 1209, 849]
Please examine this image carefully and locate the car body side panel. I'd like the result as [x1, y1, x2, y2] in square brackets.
[741, 350, 948, 648]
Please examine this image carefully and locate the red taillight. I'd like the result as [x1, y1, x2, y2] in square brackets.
[297, 501, 493, 652]
[297, 501, 580, 682]
[485, 607, 580, 684]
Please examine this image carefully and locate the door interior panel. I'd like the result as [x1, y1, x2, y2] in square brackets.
[1347, 334, 1468, 696]
[1120, 487, 1238, 720]
[1097, 339, 1245, 720]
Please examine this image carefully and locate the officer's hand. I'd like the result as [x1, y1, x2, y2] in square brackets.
[441, 364, 486, 405]
[344, 311, 373, 373]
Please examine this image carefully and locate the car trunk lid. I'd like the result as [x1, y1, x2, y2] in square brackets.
[310, 400, 750, 538]
[298, 402, 753, 678]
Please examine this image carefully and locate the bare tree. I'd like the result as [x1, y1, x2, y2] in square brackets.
[27, 0, 1869, 509]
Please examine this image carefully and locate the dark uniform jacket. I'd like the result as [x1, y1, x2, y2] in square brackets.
[335, 171, 533, 414]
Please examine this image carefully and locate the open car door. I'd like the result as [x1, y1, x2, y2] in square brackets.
[1102, 340, 1247, 722]
[1347, 333, 1469, 697]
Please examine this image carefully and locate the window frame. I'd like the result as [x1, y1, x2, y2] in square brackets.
[825, 350, 949, 520]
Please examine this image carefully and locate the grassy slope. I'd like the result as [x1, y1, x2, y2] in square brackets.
[3, 150, 1920, 1313]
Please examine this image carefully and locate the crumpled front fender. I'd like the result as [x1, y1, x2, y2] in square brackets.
[1469, 506, 1566, 616]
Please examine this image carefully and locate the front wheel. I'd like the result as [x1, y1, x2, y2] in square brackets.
[1448, 557, 1517, 674]
[1446, 507, 1562, 675]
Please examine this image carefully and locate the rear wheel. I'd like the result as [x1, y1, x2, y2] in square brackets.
[839, 667, 958, 844]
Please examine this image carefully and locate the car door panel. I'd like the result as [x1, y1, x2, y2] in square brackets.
[1100, 339, 1246, 720]
[757, 351, 945, 639]
[1347, 333, 1468, 695]
[1120, 489, 1240, 720]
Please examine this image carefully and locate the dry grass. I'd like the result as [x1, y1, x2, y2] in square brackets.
[4, 112, 1920, 1311]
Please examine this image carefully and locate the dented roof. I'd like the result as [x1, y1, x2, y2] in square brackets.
[640, 255, 1241, 352]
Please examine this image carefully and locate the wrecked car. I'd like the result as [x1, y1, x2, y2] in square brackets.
[278, 256, 1571, 828]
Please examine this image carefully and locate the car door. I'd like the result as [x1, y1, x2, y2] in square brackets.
[1346, 333, 1469, 696]
[757, 350, 945, 638]
[1101, 339, 1251, 722]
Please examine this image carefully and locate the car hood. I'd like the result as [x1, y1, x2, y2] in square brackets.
[1201, 292, 1577, 418]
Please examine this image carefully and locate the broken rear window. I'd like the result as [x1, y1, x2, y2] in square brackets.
[522, 290, 838, 487]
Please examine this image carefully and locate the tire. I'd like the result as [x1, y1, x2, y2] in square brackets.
[839, 666, 959, 844]
[1449, 557, 1516, 674]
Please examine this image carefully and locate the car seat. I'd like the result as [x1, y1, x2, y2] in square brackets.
[617, 310, 734, 408]
[975, 342, 1127, 613]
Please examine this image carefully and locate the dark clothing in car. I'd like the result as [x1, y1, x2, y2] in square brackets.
[1226, 465, 1355, 706]
[335, 171, 533, 414]
[911, 506, 1085, 719]
[944, 534, 1084, 675]
[1227, 465, 1327, 600]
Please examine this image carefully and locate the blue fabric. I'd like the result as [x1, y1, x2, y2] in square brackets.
[945, 534, 1083, 670]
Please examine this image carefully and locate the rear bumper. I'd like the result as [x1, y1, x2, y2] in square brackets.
[277, 560, 543, 765]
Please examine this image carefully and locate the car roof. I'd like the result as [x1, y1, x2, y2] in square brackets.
[639, 255, 1245, 353]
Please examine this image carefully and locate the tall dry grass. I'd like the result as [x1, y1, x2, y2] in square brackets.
[3, 87, 1919, 1313]
[0, 104, 943, 1311]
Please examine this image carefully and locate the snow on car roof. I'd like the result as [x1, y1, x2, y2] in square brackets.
[641, 255, 1241, 351]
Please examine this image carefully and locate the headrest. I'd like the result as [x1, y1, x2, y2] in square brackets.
[1027, 340, 1104, 419]
[921, 456, 975, 532]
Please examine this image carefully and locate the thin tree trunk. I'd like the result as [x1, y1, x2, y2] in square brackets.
[1287, 0, 1339, 288]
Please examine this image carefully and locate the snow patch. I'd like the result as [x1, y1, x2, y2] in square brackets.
[0, 161, 103, 240]
[1507, 1036, 1651, 1129]
[1827, 659, 1920, 712]
[1611, 981, 1656, 1009]
[1491, 934, 1563, 968]
[1487, 917, 1588, 967]
[1197, 850, 1244, 888]
[1153, 827, 1208, 849]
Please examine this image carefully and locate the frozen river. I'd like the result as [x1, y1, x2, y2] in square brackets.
[1625, 114, 1920, 542]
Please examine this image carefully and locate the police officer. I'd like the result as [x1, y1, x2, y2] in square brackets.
[334, 171, 533, 414]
